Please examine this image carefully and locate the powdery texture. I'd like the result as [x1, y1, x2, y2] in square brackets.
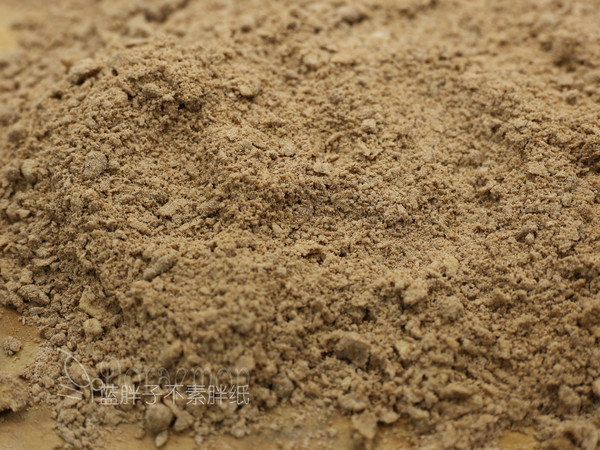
[1, 0, 600, 448]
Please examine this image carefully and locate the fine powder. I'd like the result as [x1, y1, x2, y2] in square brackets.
[1, 0, 600, 448]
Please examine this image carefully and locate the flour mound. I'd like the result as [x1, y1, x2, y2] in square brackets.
[1, 0, 600, 448]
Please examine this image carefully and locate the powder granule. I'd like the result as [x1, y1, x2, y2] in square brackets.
[2, 335, 22, 355]
[403, 278, 429, 306]
[1, 0, 600, 448]
[0, 373, 28, 413]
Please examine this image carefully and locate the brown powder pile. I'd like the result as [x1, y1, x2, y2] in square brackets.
[1, 0, 600, 448]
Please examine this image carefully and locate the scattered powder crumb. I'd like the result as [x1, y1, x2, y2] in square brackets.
[145, 403, 174, 434]
[2, 336, 22, 355]
[82, 318, 103, 340]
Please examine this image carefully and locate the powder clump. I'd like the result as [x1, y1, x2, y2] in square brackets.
[0, 373, 28, 413]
